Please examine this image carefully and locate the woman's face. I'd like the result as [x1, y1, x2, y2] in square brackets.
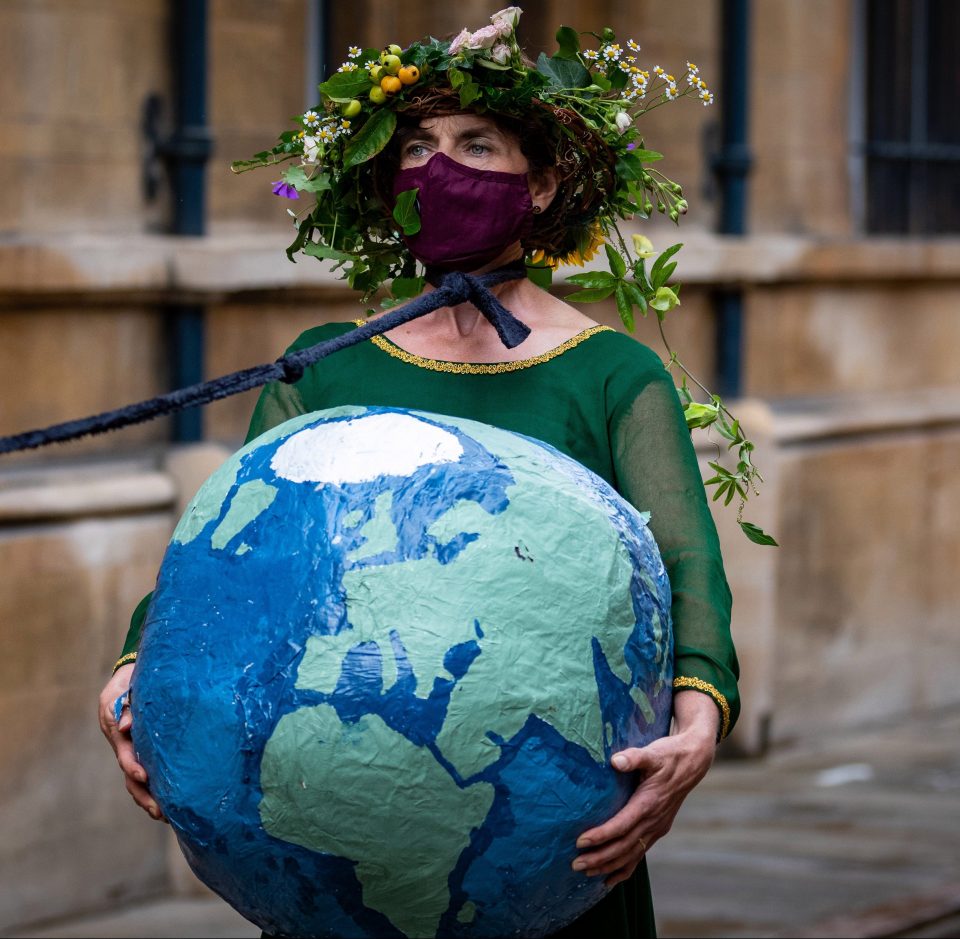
[398, 113, 529, 174]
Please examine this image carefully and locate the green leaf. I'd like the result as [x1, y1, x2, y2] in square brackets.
[536, 52, 591, 90]
[566, 285, 616, 303]
[319, 70, 372, 102]
[566, 271, 617, 289]
[622, 281, 648, 315]
[711, 481, 731, 502]
[475, 57, 512, 71]
[650, 242, 683, 284]
[609, 68, 628, 91]
[392, 187, 421, 235]
[605, 243, 627, 279]
[459, 79, 482, 108]
[629, 148, 664, 163]
[614, 284, 635, 331]
[390, 275, 425, 299]
[555, 25, 580, 59]
[448, 67, 466, 89]
[592, 72, 612, 92]
[282, 164, 331, 193]
[652, 261, 677, 288]
[285, 217, 313, 262]
[526, 263, 553, 289]
[342, 108, 397, 169]
[740, 522, 779, 547]
[303, 243, 354, 262]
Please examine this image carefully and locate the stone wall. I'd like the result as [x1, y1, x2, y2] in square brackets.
[0, 464, 177, 928]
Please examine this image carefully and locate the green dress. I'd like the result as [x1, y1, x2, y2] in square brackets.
[119, 320, 738, 939]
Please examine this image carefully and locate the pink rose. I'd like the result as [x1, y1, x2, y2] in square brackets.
[491, 42, 511, 65]
[449, 28, 471, 54]
[491, 6, 522, 35]
[468, 25, 501, 49]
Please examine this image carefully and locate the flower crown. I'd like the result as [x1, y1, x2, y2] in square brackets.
[232, 7, 775, 546]
[232, 7, 710, 310]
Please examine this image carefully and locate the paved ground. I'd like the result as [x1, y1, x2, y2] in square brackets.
[10, 709, 960, 939]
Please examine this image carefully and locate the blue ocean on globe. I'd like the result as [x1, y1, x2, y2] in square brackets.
[131, 406, 673, 938]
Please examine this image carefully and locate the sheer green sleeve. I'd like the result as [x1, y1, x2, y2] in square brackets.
[114, 366, 311, 671]
[610, 358, 738, 739]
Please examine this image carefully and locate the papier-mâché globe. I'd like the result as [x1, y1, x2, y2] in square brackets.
[131, 406, 673, 938]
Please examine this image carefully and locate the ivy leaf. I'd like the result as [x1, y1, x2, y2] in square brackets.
[740, 522, 779, 547]
[605, 243, 626, 279]
[459, 79, 482, 108]
[567, 285, 616, 303]
[566, 271, 617, 289]
[536, 52, 591, 90]
[319, 70, 371, 102]
[303, 243, 354, 262]
[614, 284, 635, 332]
[390, 275, 425, 299]
[282, 165, 331, 193]
[392, 187, 421, 235]
[342, 108, 397, 169]
[555, 25, 581, 59]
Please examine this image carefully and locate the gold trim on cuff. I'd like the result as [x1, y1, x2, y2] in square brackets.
[113, 652, 138, 672]
[355, 319, 614, 374]
[673, 676, 731, 740]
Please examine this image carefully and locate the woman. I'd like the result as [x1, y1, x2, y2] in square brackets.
[99, 13, 737, 938]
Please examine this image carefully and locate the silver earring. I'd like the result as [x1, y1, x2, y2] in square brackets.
[532, 205, 542, 214]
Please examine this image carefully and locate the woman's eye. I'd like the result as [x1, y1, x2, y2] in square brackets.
[406, 143, 427, 158]
[469, 143, 490, 156]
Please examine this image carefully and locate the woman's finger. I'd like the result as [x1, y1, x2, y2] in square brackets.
[575, 828, 651, 875]
[123, 774, 165, 820]
[115, 735, 147, 785]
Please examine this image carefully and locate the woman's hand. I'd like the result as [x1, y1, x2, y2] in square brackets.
[572, 691, 720, 887]
[97, 663, 165, 822]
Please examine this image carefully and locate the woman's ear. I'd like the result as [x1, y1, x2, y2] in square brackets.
[529, 167, 559, 213]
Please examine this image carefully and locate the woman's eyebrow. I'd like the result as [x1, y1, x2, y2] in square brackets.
[401, 128, 438, 144]
[455, 125, 503, 141]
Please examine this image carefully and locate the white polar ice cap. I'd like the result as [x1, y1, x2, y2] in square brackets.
[271, 413, 464, 485]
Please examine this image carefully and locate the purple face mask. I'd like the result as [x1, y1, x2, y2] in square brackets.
[392, 152, 533, 271]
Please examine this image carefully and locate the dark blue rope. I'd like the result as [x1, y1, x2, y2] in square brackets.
[0, 263, 530, 455]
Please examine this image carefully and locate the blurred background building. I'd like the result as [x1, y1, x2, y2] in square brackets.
[1, 0, 958, 935]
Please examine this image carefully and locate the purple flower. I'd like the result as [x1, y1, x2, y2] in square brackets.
[271, 180, 300, 199]
[627, 143, 637, 150]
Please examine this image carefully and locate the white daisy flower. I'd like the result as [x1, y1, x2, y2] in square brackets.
[348, 46, 362, 58]
[303, 110, 320, 127]
[583, 49, 599, 61]
[602, 44, 621, 61]
[627, 39, 640, 52]
[665, 84, 678, 100]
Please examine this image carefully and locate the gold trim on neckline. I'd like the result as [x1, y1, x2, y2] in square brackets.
[354, 320, 614, 374]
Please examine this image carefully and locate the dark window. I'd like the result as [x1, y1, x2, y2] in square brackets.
[864, 0, 960, 233]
